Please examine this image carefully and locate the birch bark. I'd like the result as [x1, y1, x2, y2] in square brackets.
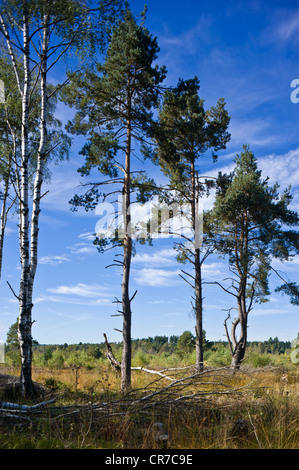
[18, 9, 33, 397]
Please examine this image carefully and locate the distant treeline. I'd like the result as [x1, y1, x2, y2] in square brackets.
[5, 327, 296, 370]
[32, 334, 293, 357]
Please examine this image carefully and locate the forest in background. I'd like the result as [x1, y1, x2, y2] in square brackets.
[4, 317, 297, 370]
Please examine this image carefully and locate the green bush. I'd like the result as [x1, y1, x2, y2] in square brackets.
[205, 345, 231, 366]
[64, 350, 98, 369]
[132, 349, 150, 367]
[47, 349, 65, 368]
[245, 353, 273, 368]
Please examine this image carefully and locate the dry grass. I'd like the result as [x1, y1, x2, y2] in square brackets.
[0, 364, 298, 449]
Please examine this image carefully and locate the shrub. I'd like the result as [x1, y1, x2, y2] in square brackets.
[245, 353, 273, 368]
[47, 349, 65, 368]
[132, 349, 150, 367]
[205, 345, 231, 366]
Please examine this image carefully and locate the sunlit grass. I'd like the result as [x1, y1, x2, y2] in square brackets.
[0, 361, 298, 449]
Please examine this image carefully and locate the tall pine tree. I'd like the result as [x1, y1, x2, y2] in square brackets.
[148, 77, 230, 371]
[62, 9, 166, 392]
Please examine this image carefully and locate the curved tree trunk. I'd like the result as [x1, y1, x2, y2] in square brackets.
[230, 291, 248, 370]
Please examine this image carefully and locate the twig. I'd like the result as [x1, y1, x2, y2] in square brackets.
[247, 410, 262, 448]
[6, 281, 20, 300]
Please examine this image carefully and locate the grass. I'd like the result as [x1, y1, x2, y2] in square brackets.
[0, 361, 298, 449]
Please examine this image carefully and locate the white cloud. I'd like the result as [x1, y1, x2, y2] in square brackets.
[258, 147, 299, 189]
[159, 15, 213, 54]
[78, 232, 95, 241]
[39, 254, 70, 266]
[228, 117, 274, 147]
[69, 244, 96, 255]
[250, 308, 289, 316]
[134, 268, 182, 287]
[4, 226, 16, 235]
[132, 248, 177, 267]
[47, 283, 109, 298]
[202, 262, 227, 280]
[34, 295, 110, 307]
[35, 282, 113, 307]
[272, 11, 299, 43]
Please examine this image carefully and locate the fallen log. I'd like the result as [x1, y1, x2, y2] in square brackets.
[0, 398, 55, 412]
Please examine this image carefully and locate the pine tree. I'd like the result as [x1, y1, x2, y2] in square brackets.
[62, 9, 166, 393]
[208, 145, 299, 369]
[148, 77, 230, 371]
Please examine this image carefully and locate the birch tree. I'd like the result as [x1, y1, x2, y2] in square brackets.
[0, 54, 70, 278]
[0, 0, 125, 397]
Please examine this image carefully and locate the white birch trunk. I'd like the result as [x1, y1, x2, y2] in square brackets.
[18, 10, 33, 398]
[20, 14, 49, 397]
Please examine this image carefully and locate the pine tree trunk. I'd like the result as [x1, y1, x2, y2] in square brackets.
[121, 101, 132, 393]
[230, 292, 247, 370]
[231, 342, 246, 369]
[194, 247, 203, 372]
[191, 162, 204, 372]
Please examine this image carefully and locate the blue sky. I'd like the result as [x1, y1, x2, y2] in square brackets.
[1, 0, 299, 345]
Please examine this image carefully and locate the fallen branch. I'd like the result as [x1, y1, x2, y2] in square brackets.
[103, 333, 180, 381]
[131, 366, 175, 381]
[0, 398, 55, 412]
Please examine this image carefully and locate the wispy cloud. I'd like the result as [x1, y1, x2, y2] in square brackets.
[68, 242, 96, 255]
[34, 295, 110, 307]
[268, 10, 299, 44]
[250, 308, 289, 316]
[132, 248, 177, 267]
[159, 15, 213, 53]
[34, 282, 113, 307]
[134, 268, 181, 287]
[202, 262, 227, 280]
[47, 283, 110, 297]
[258, 147, 299, 189]
[39, 254, 70, 266]
[78, 232, 95, 241]
[228, 117, 275, 147]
